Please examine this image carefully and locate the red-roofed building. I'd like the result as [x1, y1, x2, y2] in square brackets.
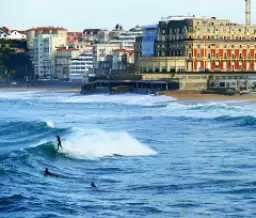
[0, 27, 10, 39]
[9, 30, 27, 40]
[26, 27, 68, 50]
[67, 32, 82, 44]
[27, 27, 68, 78]
[112, 48, 135, 73]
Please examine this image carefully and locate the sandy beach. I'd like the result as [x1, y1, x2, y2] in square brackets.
[0, 87, 81, 93]
[158, 91, 256, 100]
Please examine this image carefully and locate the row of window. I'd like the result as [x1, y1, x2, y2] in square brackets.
[143, 66, 185, 73]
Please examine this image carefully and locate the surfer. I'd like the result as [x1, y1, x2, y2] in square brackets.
[91, 182, 97, 188]
[44, 168, 53, 176]
[56, 135, 63, 151]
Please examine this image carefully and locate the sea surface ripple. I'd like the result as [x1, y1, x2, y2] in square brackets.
[1, 91, 256, 218]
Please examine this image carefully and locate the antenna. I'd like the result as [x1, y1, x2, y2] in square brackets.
[245, 0, 251, 26]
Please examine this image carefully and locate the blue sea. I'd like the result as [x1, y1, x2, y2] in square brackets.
[1, 91, 256, 218]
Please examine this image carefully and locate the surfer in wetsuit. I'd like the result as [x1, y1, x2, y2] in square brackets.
[56, 135, 63, 151]
[44, 168, 53, 176]
[91, 182, 97, 188]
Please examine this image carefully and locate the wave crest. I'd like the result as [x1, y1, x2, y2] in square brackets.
[59, 128, 157, 159]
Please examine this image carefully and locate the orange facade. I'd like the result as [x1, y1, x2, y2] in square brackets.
[242, 49, 247, 58]
[250, 62, 254, 70]
[227, 49, 231, 58]
[211, 62, 216, 70]
[242, 62, 247, 71]
[251, 49, 255, 58]
[235, 49, 239, 57]
[219, 49, 223, 58]
[194, 49, 197, 57]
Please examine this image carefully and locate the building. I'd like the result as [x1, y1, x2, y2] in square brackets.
[26, 27, 67, 50]
[0, 28, 10, 39]
[69, 49, 94, 84]
[112, 49, 135, 73]
[82, 29, 101, 43]
[55, 47, 82, 79]
[136, 16, 256, 73]
[93, 43, 122, 75]
[9, 30, 27, 40]
[30, 27, 68, 78]
[67, 32, 83, 47]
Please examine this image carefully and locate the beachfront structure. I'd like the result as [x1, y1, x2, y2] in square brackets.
[136, 16, 256, 73]
[55, 47, 82, 79]
[69, 51, 94, 84]
[31, 27, 67, 78]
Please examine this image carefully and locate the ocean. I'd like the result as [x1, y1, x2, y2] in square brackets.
[1, 91, 256, 218]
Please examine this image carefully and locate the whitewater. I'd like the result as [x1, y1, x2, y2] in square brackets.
[1, 91, 256, 218]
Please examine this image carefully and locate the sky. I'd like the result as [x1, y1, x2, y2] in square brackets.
[1, 0, 256, 31]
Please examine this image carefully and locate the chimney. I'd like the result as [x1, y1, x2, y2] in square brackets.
[245, 0, 251, 26]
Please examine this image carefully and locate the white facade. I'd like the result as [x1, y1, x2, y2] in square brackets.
[32, 33, 67, 78]
[69, 51, 94, 84]
[9, 31, 26, 40]
[0, 29, 9, 39]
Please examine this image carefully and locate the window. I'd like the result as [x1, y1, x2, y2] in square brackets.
[170, 66, 176, 72]
[224, 52, 227, 59]
[155, 66, 160, 72]
[208, 53, 211, 59]
[162, 66, 167, 72]
[220, 82, 225, 87]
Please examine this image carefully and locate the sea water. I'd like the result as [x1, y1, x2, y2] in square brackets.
[1, 91, 256, 217]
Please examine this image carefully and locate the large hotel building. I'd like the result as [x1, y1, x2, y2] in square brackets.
[136, 16, 256, 73]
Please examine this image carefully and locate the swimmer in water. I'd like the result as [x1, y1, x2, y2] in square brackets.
[91, 182, 97, 188]
[56, 135, 63, 151]
[44, 168, 53, 176]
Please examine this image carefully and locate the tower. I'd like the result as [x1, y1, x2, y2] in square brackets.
[245, 0, 251, 26]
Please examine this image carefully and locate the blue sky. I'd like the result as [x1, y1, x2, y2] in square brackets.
[2, 0, 256, 31]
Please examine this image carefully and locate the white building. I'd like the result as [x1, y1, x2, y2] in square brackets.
[9, 30, 26, 40]
[69, 51, 94, 84]
[31, 28, 67, 78]
[0, 28, 9, 39]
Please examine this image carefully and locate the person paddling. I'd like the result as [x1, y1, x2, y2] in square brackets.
[44, 168, 53, 176]
[56, 135, 63, 151]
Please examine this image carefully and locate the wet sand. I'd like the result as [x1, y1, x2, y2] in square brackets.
[158, 91, 256, 100]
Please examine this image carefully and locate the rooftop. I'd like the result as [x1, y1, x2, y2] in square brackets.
[27, 27, 67, 32]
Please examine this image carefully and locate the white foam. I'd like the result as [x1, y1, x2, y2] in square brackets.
[162, 101, 256, 119]
[60, 128, 157, 159]
[45, 121, 54, 128]
[57, 93, 175, 106]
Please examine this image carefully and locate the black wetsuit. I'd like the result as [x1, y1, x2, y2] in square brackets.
[57, 136, 63, 151]
[44, 168, 53, 176]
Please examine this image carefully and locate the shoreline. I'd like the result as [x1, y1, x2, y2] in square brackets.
[157, 91, 256, 100]
[0, 87, 81, 93]
[1, 87, 256, 101]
